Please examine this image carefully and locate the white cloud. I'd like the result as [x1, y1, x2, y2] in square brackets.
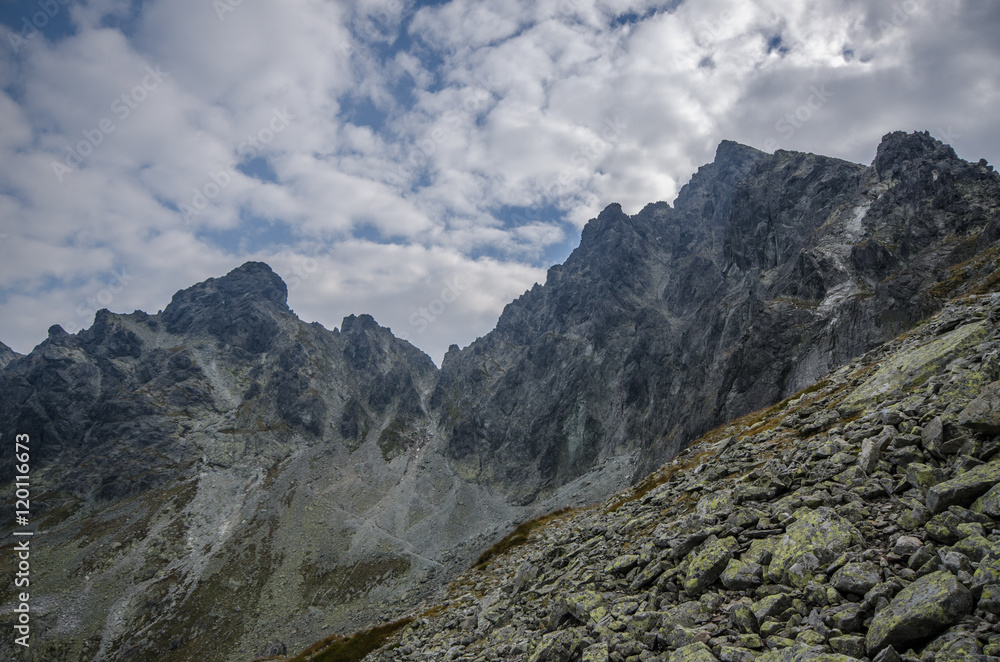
[0, 0, 998, 360]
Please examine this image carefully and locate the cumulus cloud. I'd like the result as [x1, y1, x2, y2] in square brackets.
[0, 0, 997, 363]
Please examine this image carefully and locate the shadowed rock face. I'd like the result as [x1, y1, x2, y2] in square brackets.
[435, 131, 1000, 502]
[0, 341, 18, 369]
[1, 132, 999, 661]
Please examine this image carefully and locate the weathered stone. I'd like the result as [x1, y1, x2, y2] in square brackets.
[683, 536, 738, 595]
[925, 512, 969, 544]
[668, 641, 719, 662]
[951, 533, 992, 561]
[795, 629, 826, 646]
[831, 561, 882, 595]
[921, 416, 945, 453]
[976, 583, 1000, 615]
[925, 459, 1000, 513]
[871, 646, 901, 662]
[970, 482, 1000, 517]
[828, 603, 864, 633]
[751, 593, 792, 623]
[721, 558, 764, 590]
[755, 645, 859, 662]
[631, 560, 666, 591]
[892, 535, 923, 556]
[829, 634, 866, 658]
[729, 603, 758, 634]
[605, 554, 641, 576]
[696, 490, 736, 519]
[626, 610, 663, 634]
[865, 570, 974, 655]
[957, 381, 1000, 433]
[859, 426, 896, 473]
[742, 538, 774, 566]
[905, 463, 946, 490]
[717, 646, 757, 662]
[662, 624, 712, 649]
[971, 544, 1000, 593]
[897, 504, 930, 530]
[766, 507, 857, 584]
[528, 627, 586, 662]
[934, 636, 982, 661]
[582, 642, 609, 662]
[554, 591, 606, 626]
[841, 322, 989, 411]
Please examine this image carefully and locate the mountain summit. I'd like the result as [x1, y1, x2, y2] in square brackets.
[1, 131, 999, 661]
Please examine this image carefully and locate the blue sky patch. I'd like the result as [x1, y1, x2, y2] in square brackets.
[197, 215, 297, 255]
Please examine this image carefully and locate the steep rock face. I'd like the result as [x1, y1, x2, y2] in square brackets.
[0, 340, 18, 369]
[434, 141, 767, 503]
[436, 131, 1000, 502]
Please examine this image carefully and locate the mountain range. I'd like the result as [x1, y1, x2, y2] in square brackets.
[1, 130, 999, 661]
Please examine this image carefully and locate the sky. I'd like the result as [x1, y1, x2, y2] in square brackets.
[0, 0, 998, 364]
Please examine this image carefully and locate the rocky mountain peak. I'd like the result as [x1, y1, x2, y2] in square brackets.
[160, 260, 290, 353]
[873, 130, 960, 178]
[340, 312, 382, 335]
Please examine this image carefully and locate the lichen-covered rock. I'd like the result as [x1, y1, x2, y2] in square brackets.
[905, 463, 947, 490]
[831, 561, 882, 595]
[697, 490, 736, 519]
[829, 635, 866, 658]
[925, 459, 1000, 513]
[554, 591, 607, 625]
[669, 641, 719, 662]
[721, 558, 764, 590]
[751, 593, 792, 623]
[841, 322, 988, 412]
[582, 642, 609, 662]
[957, 381, 1000, 433]
[683, 536, 739, 595]
[865, 570, 974, 655]
[766, 507, 858, 583]
[528, 627, 586, 662]
[971, 483, 1000, 517]
[717, 645, 757, 662]
[729, 603, 759, 634]
[605, 554, 641, 576]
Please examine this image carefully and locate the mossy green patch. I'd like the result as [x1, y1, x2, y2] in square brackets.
[840, 321, 988, 412]
[474, 507, 576, 569]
